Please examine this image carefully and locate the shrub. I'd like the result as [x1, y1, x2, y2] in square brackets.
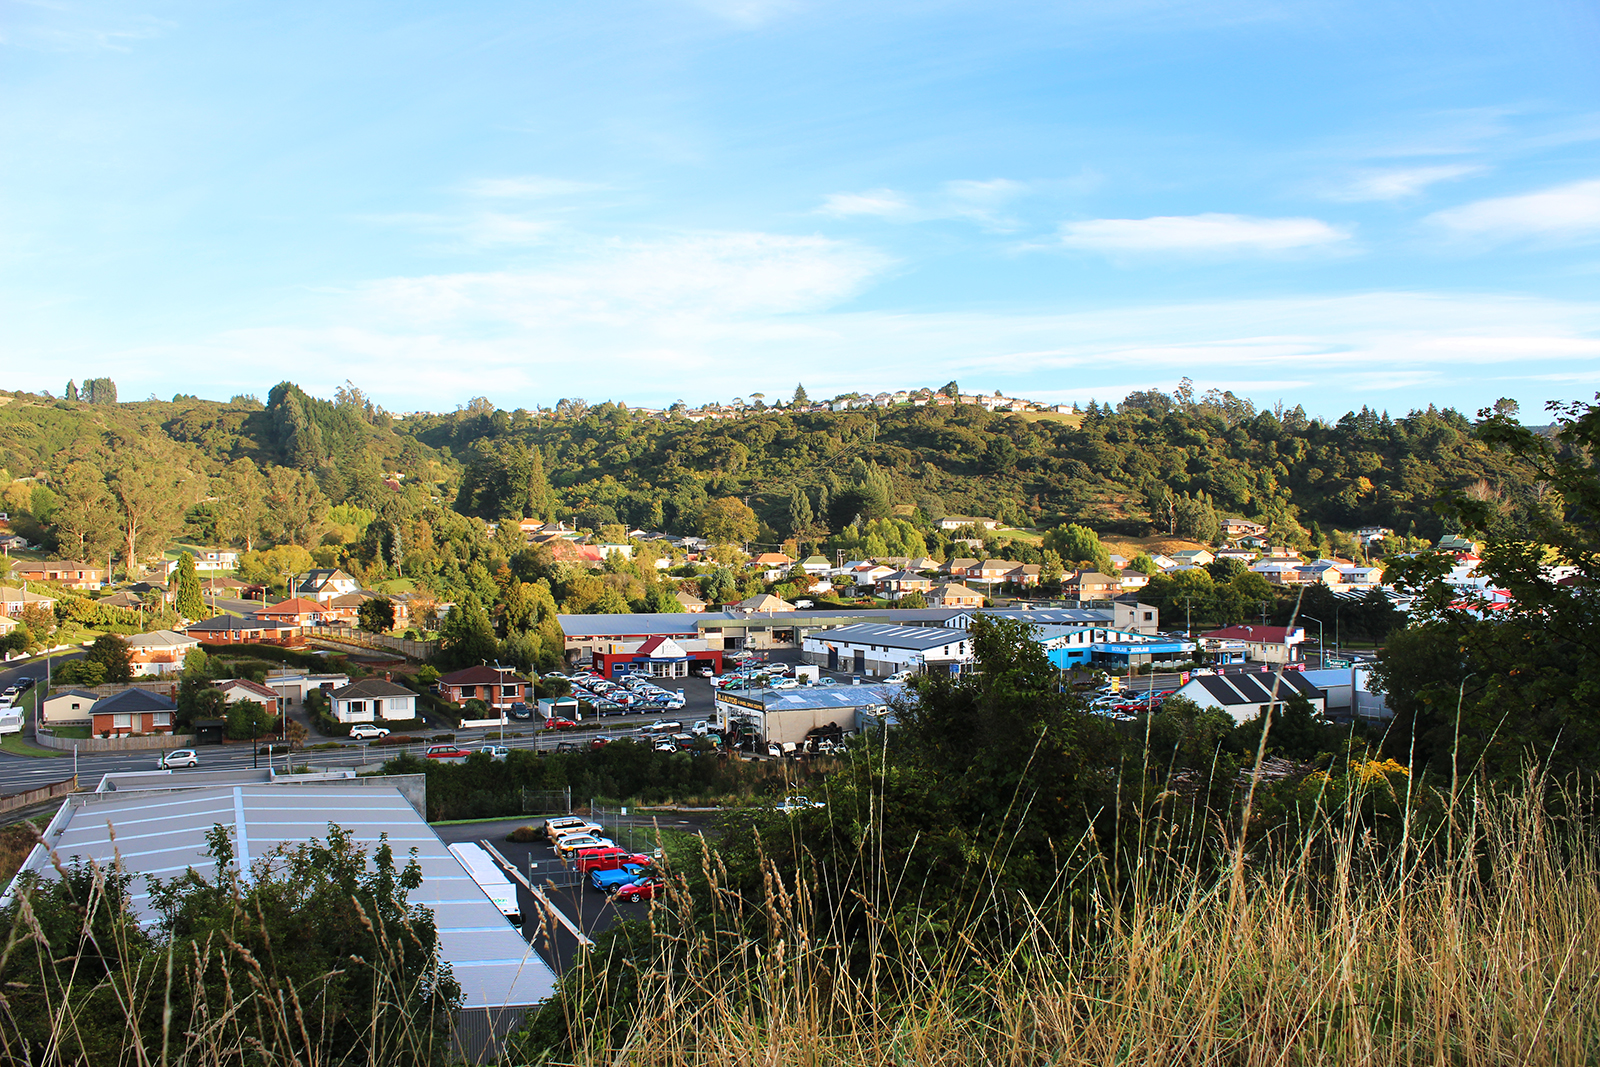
[506, 825, 544, 843]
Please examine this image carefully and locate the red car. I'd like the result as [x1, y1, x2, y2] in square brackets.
[544, 717, 579, 730]
[611, 876, 665, 903]
[424, 744, 472, 760]
[573, 846, 652, 873]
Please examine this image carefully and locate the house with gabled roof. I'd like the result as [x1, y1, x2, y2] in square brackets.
[929, 582, 984, 608]
[290, 569, 360, 603]
[90, 688, 178, 736]
[256, 597, 326, 625]
[674, 589, 707, 612]
[328, 678, 418, 724]
[799, 555, 831, 576]
[125, 629, 201, 676]
[1174, 670, 1324, 724]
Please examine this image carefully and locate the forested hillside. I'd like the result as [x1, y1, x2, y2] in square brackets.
[0, 382, 1547, 604]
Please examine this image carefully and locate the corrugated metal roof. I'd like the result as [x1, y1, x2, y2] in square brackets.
[718, 684, 906, 712]
[17, 782, 556, 1010]
[804, 623, 969, 651]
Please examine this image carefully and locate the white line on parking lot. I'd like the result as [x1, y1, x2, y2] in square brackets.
[478, 838, 594, 948]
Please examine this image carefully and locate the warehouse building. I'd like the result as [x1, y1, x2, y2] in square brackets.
[800, 622, 974, 676]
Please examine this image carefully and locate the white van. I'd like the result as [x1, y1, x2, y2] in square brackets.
[447, 842, 521, 926]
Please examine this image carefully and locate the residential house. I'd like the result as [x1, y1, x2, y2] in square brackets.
[674, 589, 707, 613]
[0, 532, 32, 552]
[214, 678, 284, 712]
[1062, 570, 1121, 600]
[943, 558, 982, 580]
[1214, 548, 1256, 563]
[437, 665, 529, 714]
[1219, 518, 1268, 538]
[1005, 563, 1042, 586]
[735, 593, 796, 613]
[969, 559, 1017, 586]
[90, 689, 177, 736]
[328, 678, 418, 724]
[1238, 535, 1270, 551]
[1249, 559, 1304, 585]
[1107, 553, 1128, 571]
[878, 570, 934, 600]
[1293, 560, 1347, 588]
[935, 516, 1002, 531]
[0, 585, 56, 617]
[10, 560, 106, 589]
[1146, 553, 1179, 572]
[1174, 671, 1325, 724]
[184, 615, 306, 646]
[597, 543, 634, 560]
[291, 569, 360, 603]
[1170, 549, 1215, 568]
[125, 629, 200, 676]
[1341, 565, 1384, 589]
[0, 613, 15, 637]
[99, 590, 146, 611]
[929, 582, 985, 608]
[799, 555, 832, 577]
[188, 548, 240, 574]
[1437, 534, 1479, 556]
[1197, 624, 1307, 665]
[40, 688, 101, 727]
[255, 597, 326, 626]
[851, 564, 896, 591]
[1355, 526, 1392, 547]
[1119, 569, 1151, 592]
[751, 552, 794, 569]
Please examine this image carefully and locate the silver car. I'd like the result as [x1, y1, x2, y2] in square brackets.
[158, 749, 199, 769]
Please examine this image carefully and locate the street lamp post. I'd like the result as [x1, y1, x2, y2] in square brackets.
[1302, 616, 1325, 668]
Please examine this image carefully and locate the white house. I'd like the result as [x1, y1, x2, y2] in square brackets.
[328, 678, 418, 723]
[189, 548, 241, 574]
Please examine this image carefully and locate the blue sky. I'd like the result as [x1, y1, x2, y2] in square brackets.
[4, 0, 1600, 418]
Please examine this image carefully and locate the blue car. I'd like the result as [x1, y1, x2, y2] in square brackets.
[589, 863, 651, 893]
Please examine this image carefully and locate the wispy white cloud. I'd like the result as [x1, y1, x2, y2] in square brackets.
[358, 211, 558, 249]
[817, 179, 1029, 228]
[1325, 164, 1484, 201]
[1057, 213, 1349, 254]
[357, 230, 892, 324]
[460, 176, 607, 199]
[1426, 179, 1600, 243]
[816, 189, 918, 220]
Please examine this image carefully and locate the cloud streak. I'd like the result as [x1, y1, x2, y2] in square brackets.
[1427, 179, 1600, 243]
[1057, 213, 1349, 254]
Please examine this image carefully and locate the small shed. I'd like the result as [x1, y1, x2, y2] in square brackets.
[193, 718, 226, 745]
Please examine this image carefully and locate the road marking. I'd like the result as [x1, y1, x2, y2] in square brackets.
[477, 838, 593, 948]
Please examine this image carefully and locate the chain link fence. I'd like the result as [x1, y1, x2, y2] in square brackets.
[588, 801, 668, 855]
[522, 788, 572, 816]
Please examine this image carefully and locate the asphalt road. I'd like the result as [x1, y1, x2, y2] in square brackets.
[0, 648, 830, 792]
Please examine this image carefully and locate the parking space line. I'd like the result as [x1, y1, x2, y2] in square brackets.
[478, 838, 594, 948]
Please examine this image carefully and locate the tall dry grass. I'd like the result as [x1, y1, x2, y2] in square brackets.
[538, 777, 1600, 1067]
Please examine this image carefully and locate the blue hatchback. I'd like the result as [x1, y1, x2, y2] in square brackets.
[589, 863, 651, 892]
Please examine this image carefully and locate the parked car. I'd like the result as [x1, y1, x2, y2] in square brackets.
[653, 739, 677, 753]
[590, 863, 652, 892]
[769, 677, 799, 690]
[157, 749, 199, 769]
[508, 702, 532, 719]
[544, 717, 579, 730]
[573, 847, 651, 873]
[543, 816, 603, 842]
[813, 676, 838, 687]
[694, 666, 715, 677]
[589, 735, 616, 750]
[555, 833, 616, 857]
[425, 744, 472, 760]
[348, 723, 390, 740]
[479, 744, 510, 759]
[646, 720, 683, 732]
[885, 670, 915, 684]
[611, 876, 666, 903]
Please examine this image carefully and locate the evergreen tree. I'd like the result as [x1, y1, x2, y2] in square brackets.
[65, 380, 79, 401]
[786, 487, 814, 539]
[173, 550, 205, 619]
[793, 383, 809, 406]
[438, 594, 498, 668]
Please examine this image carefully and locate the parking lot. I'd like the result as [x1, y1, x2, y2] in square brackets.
[431, 811, 717, 973]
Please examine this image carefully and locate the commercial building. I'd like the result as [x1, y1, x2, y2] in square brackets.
[714, 684, 904, 746]
[1172, 670, 1326, 723]
[800, 623, 973, 676]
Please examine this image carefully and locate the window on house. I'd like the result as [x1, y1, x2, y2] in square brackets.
[348, 700, 366, 715]
[113, 714, 133, 729]
[153, 712, 171, 727]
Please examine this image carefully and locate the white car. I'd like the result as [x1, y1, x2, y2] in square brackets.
[769, 677, 799, 690]
[348, 723, 390, 740]
[885, 671, 915, 684]
[157, 749, 199, 769]
[555, 833, 616, 857]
